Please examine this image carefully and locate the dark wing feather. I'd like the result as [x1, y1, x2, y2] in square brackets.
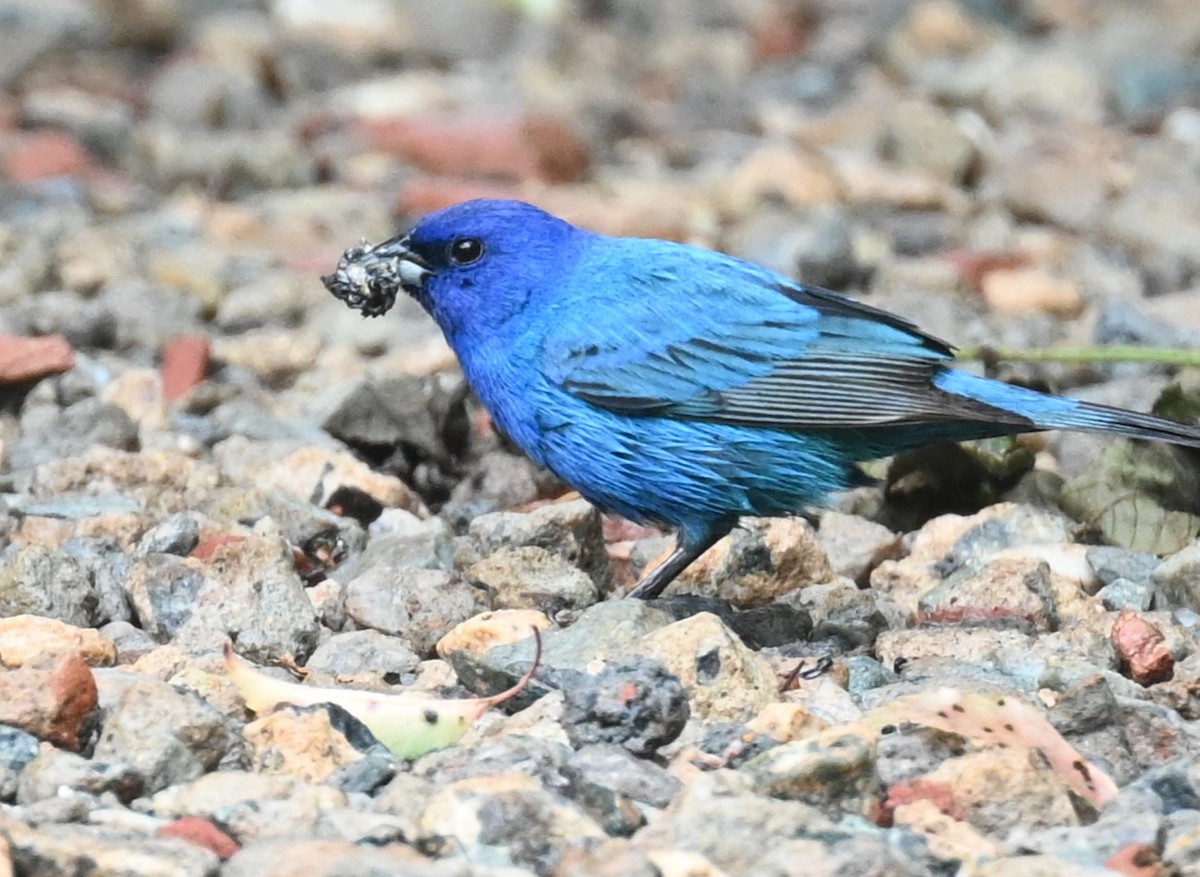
[541, 265, 1026, 429]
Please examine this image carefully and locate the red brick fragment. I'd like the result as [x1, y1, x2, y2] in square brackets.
[0, 335, 75, 384]
[48, 656, 98, 749]
[3, 130, 95, 183]
[158, 817, 241, 861]
[190, 534, 247, 562]
[1105, 843, 1166, 877]
[882, 779, 962, 821]
[916, 605, 1037, 625]
[162, 335, 211, 401]
[944, 249, 1032, 293]
[399, 176, 524, 218]
[1112, 609, 1175, 686]
[751, 8, 815, 61]
[363, 112, 590, 184]
[0, 656, 97, 750]
[399, 177, 694, 242]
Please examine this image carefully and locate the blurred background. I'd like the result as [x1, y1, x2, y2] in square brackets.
[1, 0, 1199, 536]
[4, 6, 1200, 871]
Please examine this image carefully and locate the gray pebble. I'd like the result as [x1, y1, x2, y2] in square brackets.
[344, 566, 485, 657]
[304, 629, 421, 683]
[93, 678, 239, 796]
[0, 543, 101, 627]
[0, 725, 40, 802]
[559, 659, 689, 757]
[16, 747, 142, 805]
[135, 513, 201, 557]
[8, 397, 137, 472]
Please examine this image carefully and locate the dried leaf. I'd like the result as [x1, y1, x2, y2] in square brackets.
[225, 629, 541, 759]
[864, 688, 1117, 809]
[1060, 440, 1200, 554]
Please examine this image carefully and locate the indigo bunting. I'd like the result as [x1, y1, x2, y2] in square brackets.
[324, 199, 1200, 599]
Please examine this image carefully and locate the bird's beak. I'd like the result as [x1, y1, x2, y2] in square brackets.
[322, 234, 432, 318]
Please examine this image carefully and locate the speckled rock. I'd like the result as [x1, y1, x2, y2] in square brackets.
[1153, 539, 1200, 609]
[25, 448, 222, 522]
[633, 770, 870, 874]
[478, 599, 674, 677]
[461, 498, 611, 592]
[0, 544, 102, 628]
[436, 609, 552, 658]
[0, 615, 115, 667]
[881, 98, 977, 184]
[918, 556, 1061, 629]
[418, 773, 606, 873]
[92, 677, 237, 795]
[146, 771, 349, 844]
[0, 815, 220, 877]
[213, 437, 426, 515]
[871, 504, 1079, 615]
[411, 734, 574, 795]
[742, 725, 880, 817]
[662, 517, 834, 608]
[343, 566, 487, 657]
[920, 747, 1081, 838]
[223, 838, 462, 877]
[796, 581, 898, 648]
[566, 744, 681, 834]
[0, 656, 96, 751]
[467, 545, 599, 613]
[7, 397, 138, 472]
[244, 704, 387, 785]
[874, 627, 1034, 676]
[303, 629, 421, 686]
[124, 532, 319, 662]
[339, 511, 455, 575]
[640, 612, 778, 723]
[0, 724, 38, 801]
[16, 746, 142, 805]
[318, 372, 467, 467]
[560, 658, 690, 757]
[817, 511, 902, 586]
[968, 854, 1119, 877]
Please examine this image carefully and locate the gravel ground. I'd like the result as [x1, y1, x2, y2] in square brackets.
[2, 1, 1200, 875]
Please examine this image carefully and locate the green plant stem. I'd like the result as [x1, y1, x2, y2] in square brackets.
[955, 345, 1200, 367]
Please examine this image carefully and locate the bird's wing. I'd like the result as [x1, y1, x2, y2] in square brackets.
[540, 251, 1011, 429]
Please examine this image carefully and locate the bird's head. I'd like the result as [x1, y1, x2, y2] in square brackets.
[323, 199, 581, 340]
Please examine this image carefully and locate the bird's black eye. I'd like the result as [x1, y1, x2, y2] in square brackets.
[449, 237, 485, 266]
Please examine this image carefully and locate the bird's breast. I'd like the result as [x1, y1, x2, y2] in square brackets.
[455, 341, 554, 467]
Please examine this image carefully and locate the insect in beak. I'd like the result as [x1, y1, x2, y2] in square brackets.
[322, 234, 431, 317]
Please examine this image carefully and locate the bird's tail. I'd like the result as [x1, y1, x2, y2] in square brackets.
[1038, 399, 1200, 447]
[933, 369, 1200, 449]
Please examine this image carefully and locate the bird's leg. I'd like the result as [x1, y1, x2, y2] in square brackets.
[626, 521, 733, 600]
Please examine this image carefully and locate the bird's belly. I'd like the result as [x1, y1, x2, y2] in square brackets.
[533, 395, 858, 528]
[457, 352, 866, 528]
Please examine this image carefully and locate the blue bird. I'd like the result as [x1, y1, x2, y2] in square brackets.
[323, 199, 1200, 599]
